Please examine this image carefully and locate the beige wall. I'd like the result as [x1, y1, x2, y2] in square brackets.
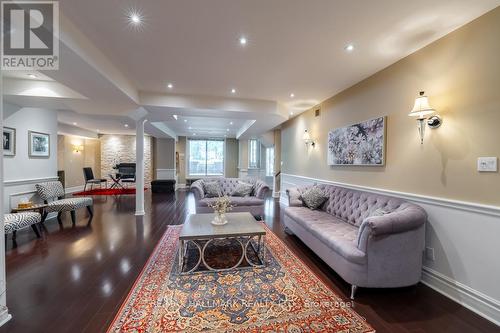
[225, 138, 239, 178]
[100, 134, 153, 186]
[281, 7, 500, 206]
[57, 135, 101, 188]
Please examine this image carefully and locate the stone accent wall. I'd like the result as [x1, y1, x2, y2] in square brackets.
[100, 135, 153, 186]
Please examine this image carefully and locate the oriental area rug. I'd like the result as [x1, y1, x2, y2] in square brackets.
[107, 224, 374, 332]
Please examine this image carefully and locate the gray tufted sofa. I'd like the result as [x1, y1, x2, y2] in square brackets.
[191, 178, 270, 218]
[285, 184, 427, 299]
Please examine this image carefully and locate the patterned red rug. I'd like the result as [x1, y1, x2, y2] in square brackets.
[72, 188, 146, 196]
[107, 224, 374, 332]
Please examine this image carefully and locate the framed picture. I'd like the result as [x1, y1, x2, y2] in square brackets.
[29, 131, 50, 158]
[327, 116, 386, 166]
[3, 127, 16, 156]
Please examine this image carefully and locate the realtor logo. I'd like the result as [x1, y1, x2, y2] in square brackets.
[1, 1, 59, 70]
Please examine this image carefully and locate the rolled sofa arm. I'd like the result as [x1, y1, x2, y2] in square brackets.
[356, 205, 427, 251]
[254, 180, 270, 199]
[190, 180, 205, 200]
[286, 187, 304, 207]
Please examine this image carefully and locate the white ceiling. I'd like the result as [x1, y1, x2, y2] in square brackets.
[4, 0, 500, 139]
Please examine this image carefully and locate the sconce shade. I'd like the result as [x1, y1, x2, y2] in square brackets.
[409, 91, 435, 118]
[303, 129, 311, 141]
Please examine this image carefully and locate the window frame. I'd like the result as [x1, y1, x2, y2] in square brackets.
[248, 139, 260, 169]
[265, 146, 275, 177]
[187, 138, 225, 178]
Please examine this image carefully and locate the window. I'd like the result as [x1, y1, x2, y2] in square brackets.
[248, 139, 260, 168]
[188, 139, 224, 176]
[266, 147, 275, 177]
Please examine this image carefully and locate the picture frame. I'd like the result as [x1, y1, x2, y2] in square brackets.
[327, 116, 386, 166]
[29, 131, 50, 158]
[3, 127, 16, 156]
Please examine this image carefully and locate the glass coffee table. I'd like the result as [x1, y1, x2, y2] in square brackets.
[178, 212, 266, 274]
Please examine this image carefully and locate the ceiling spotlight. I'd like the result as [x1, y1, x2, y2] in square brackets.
[72, 122, 77, 126]
[188, 126, 192, 130]
[184, 119, 187, 123]
[129, 13, 142, 25]
[193, 133, 197, 136]
[290, 112, 294, 116]
[173, 114, 178, 120]
[167, 83, 173, 89]
[345, 44, 354, 52]
[126, 8, 144, 29]
[124, 124, 129, 128]
[229, 121, 233, 125]
[226, 128, 230, 132]
[290, 93, 295, 98]
[231, 88, 236, 94]
[28, 74, 37, 79]
[239, 37, 247, 46]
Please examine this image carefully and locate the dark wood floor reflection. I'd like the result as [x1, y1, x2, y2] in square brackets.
[1, 190, 497, 333]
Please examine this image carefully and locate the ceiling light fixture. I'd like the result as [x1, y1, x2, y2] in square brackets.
[345, 44, 354, 52]
[28, 74, 37, 79]
[229, 121, 233, 125]
[184, 119, 188, 123]
[124, 124, 129, 128]
[239, 36, 247, 46]
[231, 88, 236, 94]
[129, 12, 142, 25]
[226, 128, 230, 132]
[173, 114, 178, 120]
[290, 93, 295, 98]
[193, 133, 197, 136]
[290, 112, 294, 116]
[72, 122, 77, 126]
[126, 8, 145, 30]
[167, 83, 173, 89]
[188, 126, 192, 130]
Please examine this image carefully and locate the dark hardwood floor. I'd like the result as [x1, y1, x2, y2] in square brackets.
[0, 190, 497, 332]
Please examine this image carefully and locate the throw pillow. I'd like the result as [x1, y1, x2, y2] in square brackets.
[204, 181, 222, 198]
[231, 182, 254, 197]
[300, 186, 328, 210]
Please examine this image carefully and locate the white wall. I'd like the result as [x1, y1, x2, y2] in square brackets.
[3, 105, 59, 212]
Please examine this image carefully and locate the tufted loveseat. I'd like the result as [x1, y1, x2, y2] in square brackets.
[190, 178, 270, 218]
[285, 184, 427, 299]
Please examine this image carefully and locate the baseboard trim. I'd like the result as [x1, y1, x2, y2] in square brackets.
[0, 306, 12, 327]
[422, 267, 500, 326]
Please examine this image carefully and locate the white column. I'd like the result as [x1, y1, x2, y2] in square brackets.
[0, 69, 12, 326]
[135, 118, 146, 216]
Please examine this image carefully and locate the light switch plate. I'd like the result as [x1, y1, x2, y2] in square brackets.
[477, 157, 498, 172]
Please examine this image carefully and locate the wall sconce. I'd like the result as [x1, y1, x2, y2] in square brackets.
[303, 129, 315, 147]
[408, 91, 442, 144]
[72, 144, 84, 153]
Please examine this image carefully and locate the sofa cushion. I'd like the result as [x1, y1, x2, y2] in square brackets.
[204, 181, 222, 198]
[4, 212, 41, 234]
[285, 207, 365, 264]
[300, 186, 328, 210]
[199, 196, 264, 208]
[231, 182, 254, 197]
[45, 197, 93, 213]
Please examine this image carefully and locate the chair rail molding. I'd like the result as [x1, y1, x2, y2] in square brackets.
[280, 172, 500, 326]
[4, 176, 59, 187]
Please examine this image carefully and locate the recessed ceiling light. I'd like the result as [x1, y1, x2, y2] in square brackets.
[239, 37, 247, 46]
[290, 112, 294, 116]
[226, 128, 230, 132]
[229, 121, 233, 125]
[345, 44, 354, 52]
[126, 8, 144, 29]
[167, 83, 173, 89]
[129, 13, 142, 25]
[96, 129, 100, 132]
[231, 88, 236, 94]
[193, 133, 197, 136]
[28, 74, 37, 79]
[72, 122, 77, 126]
[290, 93, 295, 98]
[184, 119, 187, 123]
[173, 114, 178, 120]
[124, 124, 129, 128]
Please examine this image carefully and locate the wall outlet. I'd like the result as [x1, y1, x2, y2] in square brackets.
[425, 247, 435, 261]
[477, 157, 498, 172]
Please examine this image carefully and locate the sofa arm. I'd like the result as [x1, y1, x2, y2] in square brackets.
[286, 188, 304, 207]
[254, 180, 270, 199]
[190, 180, 205, 200]
[356, 205, 427, 251]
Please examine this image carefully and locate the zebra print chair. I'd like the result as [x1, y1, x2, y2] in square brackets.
[4, 212, 42, 244]
[35, 181, 94, 225]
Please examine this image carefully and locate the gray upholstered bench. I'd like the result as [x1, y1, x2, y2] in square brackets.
[4, 212, 42, 243]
